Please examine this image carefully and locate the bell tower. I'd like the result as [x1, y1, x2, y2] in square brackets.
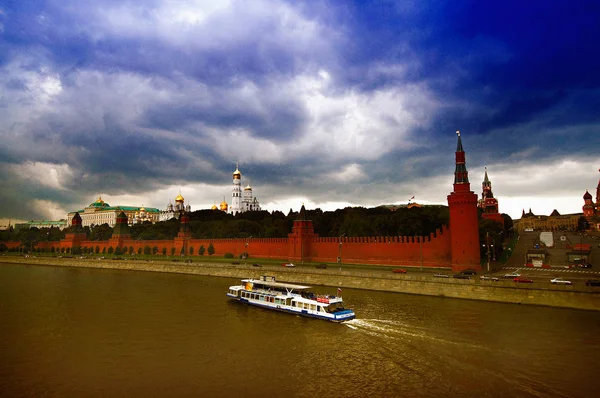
[447, 131, 481, 272]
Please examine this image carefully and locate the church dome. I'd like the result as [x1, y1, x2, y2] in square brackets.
[244, 184, 252, 191]
[175, 193, 184, 202]
[140, 206, 145, 212]
[584, 190, 593, 200]
[220, 200, 229, 211]
[233, 165, 241, 179]
[211, 204, 218, 210]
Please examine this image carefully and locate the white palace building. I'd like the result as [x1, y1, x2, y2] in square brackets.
[68, 193, 191, 228]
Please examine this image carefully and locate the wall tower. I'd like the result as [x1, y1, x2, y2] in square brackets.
[447, 131, 481, 272]
[479, 167, 504, 225]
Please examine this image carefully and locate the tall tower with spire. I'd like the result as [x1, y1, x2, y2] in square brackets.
[479, 167, 503, 225]
[447, 131, 481, 271]
[230, 163, 242, 215]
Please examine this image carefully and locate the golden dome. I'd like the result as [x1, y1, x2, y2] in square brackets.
[95, 196, 104, 204]
[140, 206, 145, 212]
[233, 164, 241, 179]
[175, 193, 184, 202]
[211, 204, 218, 210]
[220, 200, 229, 211]
[244, 184, 252, 191]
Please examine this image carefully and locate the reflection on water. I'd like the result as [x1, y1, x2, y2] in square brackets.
[0, 263, 598, 397]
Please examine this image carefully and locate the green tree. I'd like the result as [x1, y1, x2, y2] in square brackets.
[171, 247, 176, 256]
[138, 247, 142, 255]
[102, 247, 106, 254]
[162, 247, 167, 256]
[95, 245, 100, 254]
[144, 245, 151, 255]
[90, 223, 113, 241]
[207, 243, 215, 256]
[129, 246, 134, 255]
[189, 246, 194, 255]
[114, 246, 122, 255]
[152, 246, 158, 255]
[199, 245, 205, 256]
[108, 246, 114, 254]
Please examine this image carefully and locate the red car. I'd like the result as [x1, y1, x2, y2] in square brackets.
[514, 277, 533, 283]
[393, 269, 407, 274]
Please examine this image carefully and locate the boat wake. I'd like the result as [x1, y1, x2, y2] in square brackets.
[344, 318, 487, 350]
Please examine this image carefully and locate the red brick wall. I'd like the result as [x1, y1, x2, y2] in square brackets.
[2, 231, 452, 268]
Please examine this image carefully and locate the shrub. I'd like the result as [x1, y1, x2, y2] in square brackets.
[224, 252, 234, 258]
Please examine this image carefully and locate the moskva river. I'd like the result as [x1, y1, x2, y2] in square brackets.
[1, 263, 598, 397]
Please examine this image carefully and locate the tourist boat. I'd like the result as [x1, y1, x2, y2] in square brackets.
[226, 275, 356, 322]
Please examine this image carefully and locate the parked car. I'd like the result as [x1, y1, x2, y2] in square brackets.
[433, 273, 450, 278]
[550, 277, 572, 285]
[513, 277, 533, 283]
[586, 279, 600, 286]
[316, 263, 328, 269]
[504, 272, 521, 278]
[393, 269, 407, 274]
[453, 274, 471, 279]
[461, 268, 478, 275]
[480, 275, 499, 281]
[252, 263, 262, 267]
[579, 263, 592, 269]
[282, 263, 295, 267]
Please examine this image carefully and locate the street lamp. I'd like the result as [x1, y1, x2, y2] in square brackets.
[484, 231, 490, 273]
[338, 233, 345, 272]
[419, 228, 424, 272]
[245, 236, 252, 265]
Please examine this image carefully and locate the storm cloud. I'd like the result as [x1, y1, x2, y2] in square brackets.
[1, 0, 599, 223]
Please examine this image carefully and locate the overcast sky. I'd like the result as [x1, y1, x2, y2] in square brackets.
[1, 0, 599, 225]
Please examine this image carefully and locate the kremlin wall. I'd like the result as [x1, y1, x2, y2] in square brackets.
[1, 132, 482, 272]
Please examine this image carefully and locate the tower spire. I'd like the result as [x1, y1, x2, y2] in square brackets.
[453, 130, 470, 190]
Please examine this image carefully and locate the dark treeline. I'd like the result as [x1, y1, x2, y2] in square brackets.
[186, 206, 452, 239]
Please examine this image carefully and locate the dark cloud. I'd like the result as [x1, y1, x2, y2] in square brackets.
[0, 0, 599, 221]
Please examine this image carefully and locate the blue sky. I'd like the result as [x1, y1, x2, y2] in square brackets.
[1, 0, 599, 224]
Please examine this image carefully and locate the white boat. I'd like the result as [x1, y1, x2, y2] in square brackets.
[226, 275, 355, 322]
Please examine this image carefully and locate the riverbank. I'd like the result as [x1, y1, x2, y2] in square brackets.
[2, 256, 599, 311]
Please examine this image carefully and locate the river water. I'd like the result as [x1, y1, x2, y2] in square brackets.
[1, 263, 599, 397]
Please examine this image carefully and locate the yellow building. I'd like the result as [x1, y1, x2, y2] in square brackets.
[515, 209, 580, 232]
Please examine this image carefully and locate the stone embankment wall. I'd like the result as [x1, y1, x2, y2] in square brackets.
[1, 257, 599, 311]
